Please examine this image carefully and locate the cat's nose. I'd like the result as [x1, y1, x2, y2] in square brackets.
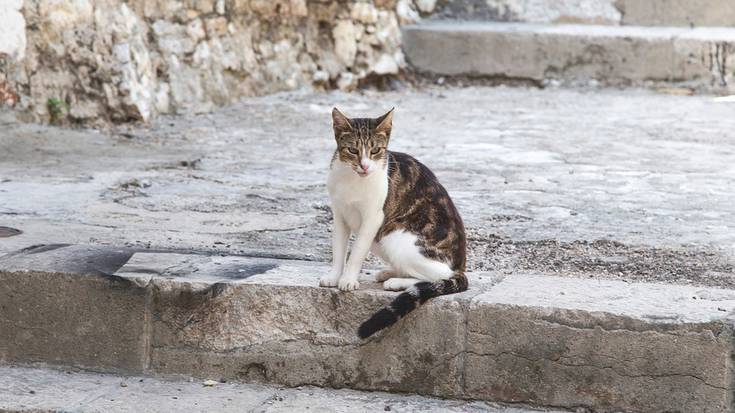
[360, 163, 370, 172]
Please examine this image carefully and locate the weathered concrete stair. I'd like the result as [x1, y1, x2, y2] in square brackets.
[403, 22, 735, 91]
[1, 244, 735, 412]
[434, 0, 735, 27]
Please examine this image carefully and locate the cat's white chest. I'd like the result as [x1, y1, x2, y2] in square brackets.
[328, 160, 388, 233]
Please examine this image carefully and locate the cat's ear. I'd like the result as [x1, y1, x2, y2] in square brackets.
[332, 107, 353, 134]
[375, 108, 394, 138]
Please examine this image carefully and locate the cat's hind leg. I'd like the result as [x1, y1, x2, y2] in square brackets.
[370, 243, 397, 282]
[371, 242, 412, 282]
[383, 277, 422, 291]
[379, 230, 453, 283]
[375, 269, 398, 282]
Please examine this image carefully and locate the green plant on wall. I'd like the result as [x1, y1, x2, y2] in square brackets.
[47, 98, 67, 124]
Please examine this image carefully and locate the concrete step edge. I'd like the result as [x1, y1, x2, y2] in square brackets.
[406, 21, 735, 40]
[429, 0, 735, 28]
[402, 21, 735, 92]
[1, 244, 734, 412]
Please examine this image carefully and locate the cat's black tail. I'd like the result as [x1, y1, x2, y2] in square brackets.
[357, 272, 468, 339]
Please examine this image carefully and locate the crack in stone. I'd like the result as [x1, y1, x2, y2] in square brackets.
[465, 349, 731, 391]
[249, 225, 309, 233]
[468, 309, 727, 335]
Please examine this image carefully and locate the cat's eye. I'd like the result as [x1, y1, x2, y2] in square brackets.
[370, 147, 382, 155]
[346, 148, 359, 155]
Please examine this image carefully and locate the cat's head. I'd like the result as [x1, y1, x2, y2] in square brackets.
[331, 107, 393, 178]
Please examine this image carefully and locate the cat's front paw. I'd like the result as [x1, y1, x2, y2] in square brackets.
[319, 272, 340, 288]
[337, 276, 360, 291]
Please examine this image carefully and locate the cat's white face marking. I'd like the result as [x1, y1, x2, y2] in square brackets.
[357, 156, 378, 177]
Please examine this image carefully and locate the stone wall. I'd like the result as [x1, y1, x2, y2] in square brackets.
[0, 0, 435, 124]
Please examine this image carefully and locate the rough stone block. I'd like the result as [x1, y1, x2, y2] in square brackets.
[465, 274, 735, 413]
[0, 245, 150, 372]
[146, 256, 475, 398]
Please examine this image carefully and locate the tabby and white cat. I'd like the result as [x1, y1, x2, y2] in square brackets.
[319, 108, 468, 338]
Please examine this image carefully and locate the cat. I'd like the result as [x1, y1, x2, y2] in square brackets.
[319, 107, 468, 339]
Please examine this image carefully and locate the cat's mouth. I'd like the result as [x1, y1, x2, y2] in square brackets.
[356, 170, 369, 177]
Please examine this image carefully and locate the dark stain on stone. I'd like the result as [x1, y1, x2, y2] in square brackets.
[19, 244, 72, 254]
[0, 226, 22, 238]
[80, 250, 135, 275]
[96, 272, 138, 289]
[3, 244, 135, 278]
[418, 353, 435, 366]
[128, 268, 161, 275]
[216, 263, 277, 279]
[165, 282, 229, 307]
[236, 363, 268, 382]
[209, 282, 229, 298]
[154, 286, 201, 312]
[485, 214, 532, 223]
[151, 281, 232, 336]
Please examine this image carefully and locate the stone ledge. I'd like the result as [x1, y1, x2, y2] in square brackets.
[433, 0, 735, 27]
[1, 244, 734, 412]
[403, 22, 735, 92]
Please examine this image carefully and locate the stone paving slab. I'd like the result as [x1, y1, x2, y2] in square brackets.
[0, 366, 559, 413]
[481, 273, 735, 324]
[1, 245, 734, 412]
[403, 22, 735, 92]
[1, 87, 735, 289]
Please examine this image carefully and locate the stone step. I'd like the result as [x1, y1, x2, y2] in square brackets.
[402, 22, 735, 92]
[1, 244, 735, 412]
[432, 0, 735, 27]
[0, 366, 557, 413]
